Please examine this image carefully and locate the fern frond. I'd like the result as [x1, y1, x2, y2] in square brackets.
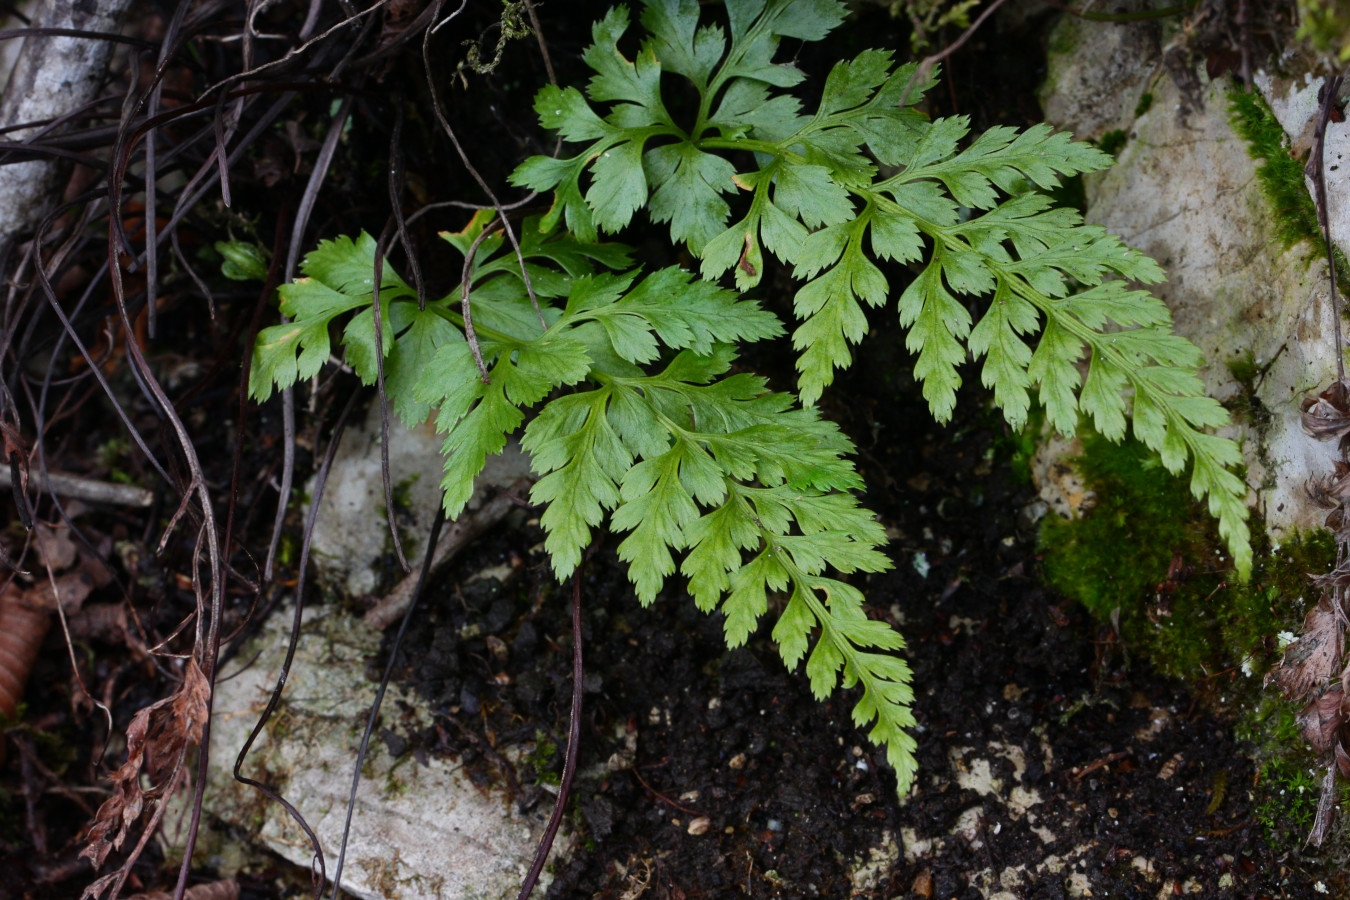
[510, 0, 1249, 578]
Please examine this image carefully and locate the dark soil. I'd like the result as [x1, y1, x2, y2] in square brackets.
[377, 321, 1332, 900]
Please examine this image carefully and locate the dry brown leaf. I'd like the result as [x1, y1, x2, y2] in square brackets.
[1310, 762, 1340, 847]
[1268, 597, 1345, 701]
[1303, 380, 1350, 440]
[80, 659, 212, 873]
[28, 570, 96, 612]
[67, 603, 129, 644]
[0, 582, 51, 717]
[1307, 463, 1350, 510]
[1313, 558, 1350, 591]
[1298, 687, 1346, 755]
[34, 523, 77, 569]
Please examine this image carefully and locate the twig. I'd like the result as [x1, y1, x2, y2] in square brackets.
[900, 0, 1015, 107]
[387, 99, 426, 311]
[371, 219, 411, 574]
[459, 216, 501, 381]
[516, 567, 585, 900]
[1308, 71, 1346, 384]
[629, 766, 703, 816]
[1069, 750, 1131, 781]
[521, 0, 556, 88]
[266, 95, 354, 582]
[233, 394, 361, 899]
[0, 466, 152, 507]
[422, 0, 546, 331]
[1302, 70, 1348, 849]
[225, 202, 291, 588]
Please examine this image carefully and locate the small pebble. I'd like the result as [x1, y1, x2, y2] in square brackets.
[728, 753, 747, 770]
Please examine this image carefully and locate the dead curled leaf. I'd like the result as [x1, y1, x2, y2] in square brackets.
[34, 523, 77, 569]
[1307, 461, 1350, 511]
[1298, 687, 1347, 756]
[1303, 379, 1350, 441]
[80, 659, 212, 873]
[28, 570, 96, 613]
[0, 584, 53, 718]
[1268, 598, 1345, 702]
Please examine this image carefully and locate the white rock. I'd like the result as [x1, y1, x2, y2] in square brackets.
[1040, 46, 1343, 539]
[308, 404, 534, 597]
[205, 600, 556, 899]
[900, 826, 934, 863]
[951, 805, 985, 843]
[1038, 14, 1157, 142]
[849, 829, 900, 894]
[1093, 75, 1339, 540]
[949, 748, 1003, 797]
[1067, 871, 1094, 897]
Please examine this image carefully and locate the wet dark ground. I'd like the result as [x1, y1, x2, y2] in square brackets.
[377, 333, 1337, 900]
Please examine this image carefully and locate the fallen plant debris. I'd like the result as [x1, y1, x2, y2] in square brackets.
[79, 659, 211, 899]
[1266, 70, 1350, 847]
[1273, 375, 1350, 845]
[0, 521, 110, 719]
[1270, 594, 1345, 702]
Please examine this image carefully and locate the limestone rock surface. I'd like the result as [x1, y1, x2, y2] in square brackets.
[1039, 33, 1346, 541]
[203, 597, 554, 900]
[307, 404, 533, 598]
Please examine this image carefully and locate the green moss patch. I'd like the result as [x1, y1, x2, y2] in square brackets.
[1228, 87, 1350, 289]
[1228, 88, 1322, 250]
[1039, 434, 1334, 681]
[1096, 129, 1127, 157]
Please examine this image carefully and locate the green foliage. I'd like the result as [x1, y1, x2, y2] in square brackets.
[247, 0, 1255, 794]
[216, 240, 269, 282]
[1040, 435, 1332, 681]
[1252, 756, 1322, 845]
[1298, 0, 1350, 61]
[513, 0, 1250, 576]
[882, 0, 980, 51]
[1096, 129, 1126, 157]
[247, 206, 917, 786]
[1229, 86, 1350, 298]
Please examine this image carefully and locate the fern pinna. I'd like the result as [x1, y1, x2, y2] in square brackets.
[249, 0, 1250, 792]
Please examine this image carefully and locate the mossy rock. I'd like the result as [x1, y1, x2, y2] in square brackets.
[1039, 434, 1334, 683]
